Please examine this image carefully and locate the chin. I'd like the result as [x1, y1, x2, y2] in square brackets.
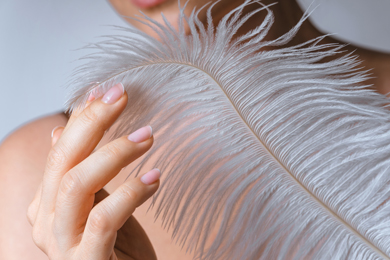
[109, 0, 241, 39]
[132, 2, 194, 38]
[109, 0, 198, 37]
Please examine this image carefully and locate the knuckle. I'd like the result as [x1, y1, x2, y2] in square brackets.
[46, 146, 68, 170]
[121, 184, 139, 203]
[88, 209, 112, 234]
[26, 202, 37, 225]
[80, 106, 100, 125]
[103, 143, 124, 160]
[32, 225, 46, 252]
[59, 173, 83, 197]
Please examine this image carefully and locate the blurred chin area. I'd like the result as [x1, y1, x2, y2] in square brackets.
[108, 0, 235, 38]
[1, 0, 389, 141]
[109, 0, 194, 37]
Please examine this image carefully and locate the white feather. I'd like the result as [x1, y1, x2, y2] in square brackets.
[66, 1, 390, 259]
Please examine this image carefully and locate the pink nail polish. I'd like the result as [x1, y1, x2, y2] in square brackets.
[101, 83, 124, 104]
[141, 168, 161, 185]
[87, 92, 95, 102]
[128, 126, 153, 143]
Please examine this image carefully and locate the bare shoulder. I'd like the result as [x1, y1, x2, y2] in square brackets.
[0, 112, 69, 169]
[0, 112, 68, 260]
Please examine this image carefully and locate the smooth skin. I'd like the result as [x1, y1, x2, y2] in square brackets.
[26, 84, 159, 260]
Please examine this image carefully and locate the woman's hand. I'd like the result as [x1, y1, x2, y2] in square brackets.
[27, 83, 160, 260]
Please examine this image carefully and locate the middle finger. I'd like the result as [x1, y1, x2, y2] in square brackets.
[53, 127, 153, 240]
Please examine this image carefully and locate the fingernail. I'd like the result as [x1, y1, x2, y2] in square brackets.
[101, 83, 124, 104]
[87, 92, 95, 102]
[141, 168, 161, 185]
[86, 88, 103, 107]
[88, 82, 101, 102]
[128, 126, 153, 143]
[51, 125, 63, 138]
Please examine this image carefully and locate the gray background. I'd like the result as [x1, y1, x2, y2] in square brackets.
[1, 0, 390, 141]
[0, 0, 128, 141]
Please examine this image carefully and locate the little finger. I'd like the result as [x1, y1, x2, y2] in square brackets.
[79, 169, 160, 259]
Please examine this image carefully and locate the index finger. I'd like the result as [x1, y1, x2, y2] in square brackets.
[41, 83, 127, 213]
[65, 86, 104, 127]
